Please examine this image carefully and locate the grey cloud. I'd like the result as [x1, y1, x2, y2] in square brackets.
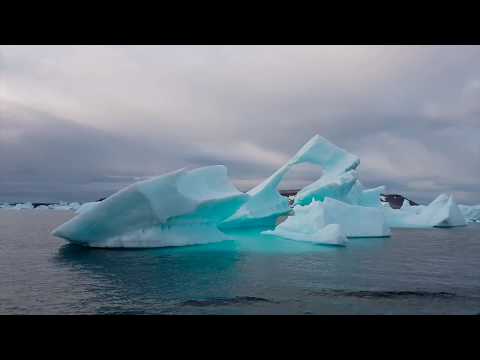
[0, 45, 479, 204]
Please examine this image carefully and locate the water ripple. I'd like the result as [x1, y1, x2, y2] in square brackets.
[306, 289, 458, 299]
[180, 296, 273, 307]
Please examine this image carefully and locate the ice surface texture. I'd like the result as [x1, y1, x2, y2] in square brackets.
[52, 166, 248, 248]
[263, 198, 389, 243]
[262, 201, 347, 245]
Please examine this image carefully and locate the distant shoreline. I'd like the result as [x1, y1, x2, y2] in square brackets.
[0, 192, 417, 210]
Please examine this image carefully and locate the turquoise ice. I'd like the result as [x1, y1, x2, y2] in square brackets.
[220, 134, 363, 229]
[52, 166, 248, 247]
[263, 197, 390, 244]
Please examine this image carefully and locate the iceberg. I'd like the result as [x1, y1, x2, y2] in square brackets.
[49, 133, 474, 249]
[294, 137, 360, 206]
[266, 135, 388, 242]
[459, 204, 480, 223]
[221, 134, 357, 229]
[14, 202, 34, 210]
[262, 201, 347, 246]
[263, 196, 389, 244]
[52, 165, 248, 248]
[384, 194, 466, 228]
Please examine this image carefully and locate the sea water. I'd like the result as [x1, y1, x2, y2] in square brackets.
[1, 209, 479, 314]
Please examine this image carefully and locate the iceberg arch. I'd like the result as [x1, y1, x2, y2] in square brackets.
[263, 136, 390, 244]
[220, 134, 352, 229]
[293, 137, 360, 206]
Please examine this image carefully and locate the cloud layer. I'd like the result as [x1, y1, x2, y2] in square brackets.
[1, 45, 479, 203]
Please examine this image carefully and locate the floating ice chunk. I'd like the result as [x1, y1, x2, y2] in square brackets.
[384, 194, 466, 228]
[52, 165, 248, 248]
[262, 202, 346, 245]
[459, 204, 480, 223]
[13, 202, 34, 210]
[263, 196, 389, 243]
[419, 194, 466, 227]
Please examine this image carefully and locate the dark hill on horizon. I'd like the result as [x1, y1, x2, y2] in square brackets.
[278, 189, 418, 209]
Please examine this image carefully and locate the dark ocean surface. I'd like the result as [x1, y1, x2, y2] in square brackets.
[1, 210, 479, 314]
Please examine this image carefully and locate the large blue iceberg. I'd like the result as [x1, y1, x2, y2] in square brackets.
[51, 134, 473, 248]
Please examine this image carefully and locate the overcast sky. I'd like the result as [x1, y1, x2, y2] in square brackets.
[1, 45, 479, 203]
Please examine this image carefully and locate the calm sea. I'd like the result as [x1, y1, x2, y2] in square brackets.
[1, 210, 479, 315]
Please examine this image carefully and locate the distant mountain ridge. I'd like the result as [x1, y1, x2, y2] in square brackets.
[3, 193, 417, 210]
[278, 189, 418, 209]
[380, 194, 419, 209]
